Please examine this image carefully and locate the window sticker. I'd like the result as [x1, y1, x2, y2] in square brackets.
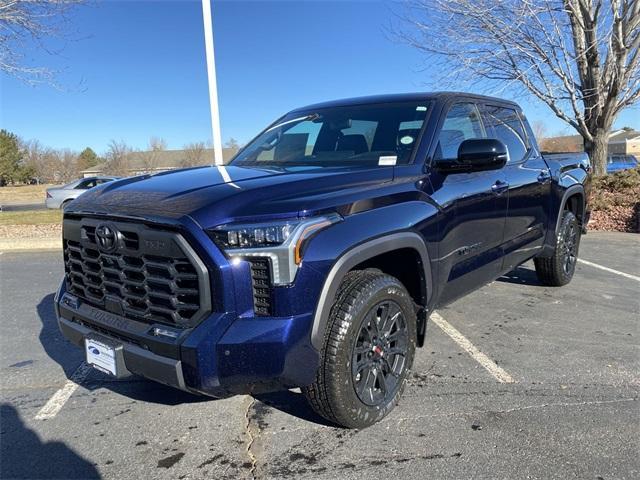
[378, 155, 397, 166]
[416, 106, 427, 111]
[400, 136, 414, 145]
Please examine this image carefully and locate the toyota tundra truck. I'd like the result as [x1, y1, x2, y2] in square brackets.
[55, 92, 591, 428]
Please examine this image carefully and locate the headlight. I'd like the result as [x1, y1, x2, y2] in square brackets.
[209, 220, 297, 249]
[207, 214, 341, 285]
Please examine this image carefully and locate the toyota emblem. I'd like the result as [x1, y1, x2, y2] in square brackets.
[95, 224, 119, 252]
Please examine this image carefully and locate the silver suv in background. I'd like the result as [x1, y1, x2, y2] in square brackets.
[46, 177, 118, 209]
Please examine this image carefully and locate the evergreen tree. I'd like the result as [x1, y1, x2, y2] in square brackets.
[77, 147, 99, 171]
[0, 130, 23, 184]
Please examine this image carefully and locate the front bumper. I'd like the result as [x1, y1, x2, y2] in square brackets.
[58, 315, 188, 390]
[56, 282, 320, 397]
[45, 197, 62, 209]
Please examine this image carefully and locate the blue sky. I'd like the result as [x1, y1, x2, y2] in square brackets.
[1, 0, 638, 155]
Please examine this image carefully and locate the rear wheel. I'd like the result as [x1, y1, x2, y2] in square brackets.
[303, 270, 417, 428]
[534, 210, 581, 286]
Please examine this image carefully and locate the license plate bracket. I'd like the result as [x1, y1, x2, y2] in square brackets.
[85, 335, 127, 377]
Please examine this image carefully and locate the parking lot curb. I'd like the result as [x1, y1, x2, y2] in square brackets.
[0, 238, 61, 251]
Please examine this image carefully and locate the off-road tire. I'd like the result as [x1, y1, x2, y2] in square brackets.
[303, 270, 417, 429]
[534, 210, 581, 286]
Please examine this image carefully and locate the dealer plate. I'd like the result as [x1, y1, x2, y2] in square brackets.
[85, 338, 117, 376]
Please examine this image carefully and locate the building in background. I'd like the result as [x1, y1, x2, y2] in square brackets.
[540, 129, 639, 156]
[607, 130, 640, 156]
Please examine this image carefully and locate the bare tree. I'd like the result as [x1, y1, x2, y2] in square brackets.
[397, 0, 640, 175]
[182, 142, 207, 167]
[21, 139, 50, 183]
[140, 136, 167, 173]
[57, 149, 80, 182]
[540, 132, 585, 152]
[532, 121, 549, 144]
[19, 139, 78, 183]
[224, 138, 240, 150]
[0, 0, 86, 84]
[104, 140, 132, 177]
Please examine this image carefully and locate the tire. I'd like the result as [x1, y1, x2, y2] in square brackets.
[303, 270, 417, 429]
[534, 210, 581, 286]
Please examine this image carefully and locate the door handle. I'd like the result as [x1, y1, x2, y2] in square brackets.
[491, 180, 509, 195]
[537, 169, 551, 183]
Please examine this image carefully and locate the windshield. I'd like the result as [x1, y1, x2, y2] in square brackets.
[231, 101, 430, 168]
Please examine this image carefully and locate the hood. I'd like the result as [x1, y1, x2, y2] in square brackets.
[68, 164, 396, 227]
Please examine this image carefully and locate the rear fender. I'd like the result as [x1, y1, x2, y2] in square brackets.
[540, 184, 585, 256]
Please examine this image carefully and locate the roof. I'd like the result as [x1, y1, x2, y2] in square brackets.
[291, 91, 521, 113]
[609, 130, 640, 142]
[81, 147, 238, 174]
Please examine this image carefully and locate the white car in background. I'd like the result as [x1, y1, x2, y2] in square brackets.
[45, 176, 118, 209]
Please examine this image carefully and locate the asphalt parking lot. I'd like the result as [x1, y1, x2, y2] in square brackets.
[1, 232, 638, 480]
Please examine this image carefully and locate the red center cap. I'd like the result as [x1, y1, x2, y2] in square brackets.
[373, 345, 384, 356]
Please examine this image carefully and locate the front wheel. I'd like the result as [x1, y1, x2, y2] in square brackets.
[534, 210, 581, 286]
[303, 270, 417, 429]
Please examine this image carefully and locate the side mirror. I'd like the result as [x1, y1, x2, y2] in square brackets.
[435, 139, 508, 173]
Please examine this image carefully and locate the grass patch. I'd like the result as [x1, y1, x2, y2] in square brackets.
[0, 184, 52, 205]
[0, 209, 62, 225]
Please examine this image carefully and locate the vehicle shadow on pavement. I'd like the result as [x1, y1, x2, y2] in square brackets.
[0, 404, 101, 479]
[497, 266, 542, 286]
[37, 294, 85, 378]
[36, 293, 207, 406]
[253, 390, 338, 428]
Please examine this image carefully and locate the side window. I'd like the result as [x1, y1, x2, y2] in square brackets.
[484, 106, 528, 163]
[434, 103, 485, 160]
[75, 180, 92, 189]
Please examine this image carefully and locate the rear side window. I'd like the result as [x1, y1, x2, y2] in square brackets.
[434, 103, 485, 160]
[75, 179, 97, 189]
[483, 106, 528, 163]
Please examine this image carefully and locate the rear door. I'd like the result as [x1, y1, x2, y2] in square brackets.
[427, 101, 509, 306]
[481, 104, 551, 272]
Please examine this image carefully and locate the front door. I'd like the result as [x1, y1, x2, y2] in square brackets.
[426, 102, 508, 306]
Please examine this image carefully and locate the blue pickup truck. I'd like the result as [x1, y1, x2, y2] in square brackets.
[56, 92, 591, 428]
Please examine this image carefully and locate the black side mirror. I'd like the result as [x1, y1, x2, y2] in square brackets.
[435, 139, 508, 173]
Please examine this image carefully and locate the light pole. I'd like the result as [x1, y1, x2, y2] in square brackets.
[201, 0, 224, 166]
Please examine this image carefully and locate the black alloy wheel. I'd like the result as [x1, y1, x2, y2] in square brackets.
[352, 300, 409, 407]
[303, 270, 417, 429]
[534, 210, 581, 286]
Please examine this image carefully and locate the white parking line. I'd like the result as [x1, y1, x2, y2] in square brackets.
[430, 312, 515, 384]
[34, 362, 92, 420]
[577, 259, 640, 282]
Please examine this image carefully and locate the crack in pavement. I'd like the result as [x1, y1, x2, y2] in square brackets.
[243, 396, 260, 480]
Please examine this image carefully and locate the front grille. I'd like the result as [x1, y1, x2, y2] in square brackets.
[249, 258, 273, 316]
[63, 217, 210, 327]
